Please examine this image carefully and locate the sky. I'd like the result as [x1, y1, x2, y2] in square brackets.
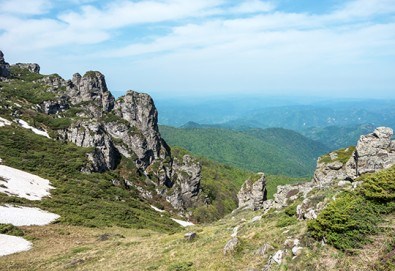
[0, 0, 394, 98]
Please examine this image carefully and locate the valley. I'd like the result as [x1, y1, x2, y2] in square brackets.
[1, 52, 395, 271]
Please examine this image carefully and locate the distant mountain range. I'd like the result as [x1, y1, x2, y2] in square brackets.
[156, 97, 395, 150]
[160, 125, 330, 177]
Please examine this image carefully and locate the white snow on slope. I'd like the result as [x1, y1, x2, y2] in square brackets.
[0, 234, 32, 256]
[0, 165, 55, 200]
[15, 119, 50, 138]
[171, 218, 195, 227]
[0, 117, 11, 127]
[150, 205, 166, 213]
[0, 205, 60, 226]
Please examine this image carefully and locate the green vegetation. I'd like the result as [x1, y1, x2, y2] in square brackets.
[0, 223, 24, 236]
[160, 125, 329, 177]
[0, 126, 179, 233]
[308, 165, 395, 251]
[0, 66, 57, 104]
[319, 146, 355, 164]
[171, 147, 254, 222]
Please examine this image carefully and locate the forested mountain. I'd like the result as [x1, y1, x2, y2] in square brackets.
[160, 125, 329, 177]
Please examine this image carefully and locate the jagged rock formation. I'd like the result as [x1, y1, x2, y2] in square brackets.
[237, 173, 267, 210]
[260, 127, 395, 220]
[0, 51, 10, 78]
[314, 127, 395, 185]
[1, 58, 202, 212]
[167, 155, 201, 210]
[346, 127, 395, 178]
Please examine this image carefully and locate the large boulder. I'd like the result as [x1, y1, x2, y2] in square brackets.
[346, 127, 395, 178]
[314, 127, 395, 185]
[237, 173, 267, 210]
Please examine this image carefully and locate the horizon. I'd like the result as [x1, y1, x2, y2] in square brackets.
[1, 0, 395, 99]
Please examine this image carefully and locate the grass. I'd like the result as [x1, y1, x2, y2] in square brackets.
[0, 125, 179, 233]
[319, 146, 356, 164]
[308, 165, 395, 251]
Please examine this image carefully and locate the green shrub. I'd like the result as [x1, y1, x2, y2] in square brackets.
[308, 192, 379, 250]
[276, 213, 298, 228]
[0, 224, 24, 236]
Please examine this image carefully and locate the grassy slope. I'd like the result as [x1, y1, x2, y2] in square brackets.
[2, 166, 395, 271]
[160, 125, 329, 177]
[0, 125, 180, 232]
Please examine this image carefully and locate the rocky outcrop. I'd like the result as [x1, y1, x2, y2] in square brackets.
[66, 72, 114, 115]
[113, 91, 170, 168]
[237, 173, 267, 210]
[0, 51, 10, 78]
[167, 155, 202, 210]
[58, 121, 121, 172]
[346, 127, 395, 178]
[314, 127, 395, 185]
[13, 63, 40, 74]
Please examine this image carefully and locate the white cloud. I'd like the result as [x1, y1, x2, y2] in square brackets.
[228, 0, 275, 14]
[58, 0, 224, 30]
[0, 0, 51, 15]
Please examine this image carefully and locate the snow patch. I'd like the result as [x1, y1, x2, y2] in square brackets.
[0, 234, 32, 256]
[0, 117, 11, 127]
[0, 165, 55, 200]
[171, 218, 194, 227]
[150, 205, 166, 213]
[15, 119, 50, 138]
[0, 205, 60, 226]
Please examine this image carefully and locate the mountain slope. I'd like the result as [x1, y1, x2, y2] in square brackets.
[159, 125, 329, 177]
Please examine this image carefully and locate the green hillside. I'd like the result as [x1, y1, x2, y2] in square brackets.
[160, 125, 329, 177]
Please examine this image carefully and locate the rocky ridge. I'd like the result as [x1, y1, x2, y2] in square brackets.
[0, 50, 202, 214]
[237, 127, 395, 214]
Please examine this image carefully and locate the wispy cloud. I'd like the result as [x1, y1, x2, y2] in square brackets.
[0, 0, 394, 97]
[0, 0, 51, 15]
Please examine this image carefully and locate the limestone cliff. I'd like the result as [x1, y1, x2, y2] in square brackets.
[0, 51, 201, 213]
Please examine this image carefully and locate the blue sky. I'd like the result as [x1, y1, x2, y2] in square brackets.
[0, 0, 394, 98]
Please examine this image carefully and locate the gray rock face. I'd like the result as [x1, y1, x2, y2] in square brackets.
[314, 127, 395, 185]
[59, 121, 121, 172]
[67, 72, 114, 114]
[14, 63, 40, 74]
[347, 127, 395, 178]
[167, 155, 202, 210]
[0, 50, 10, 78]
[113, 91, 170, 167]
[41, 100, 69, 115]
[31, 69, 202, 212]
[223, 237, 239, 255]
[237, 174, 267, 210]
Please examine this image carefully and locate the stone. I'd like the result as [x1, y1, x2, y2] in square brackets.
[250, 215, 262, 223]
[0, 50, 10, 78]
[184, 232, 197, 241]
[272, 250, 284, 264]
[67, 71, 114, 115]
[223, 237, 239, 255]
[314, 127, 395, 185]
[237, 173, 267, 210]
[292, 246, 303, 257]
[13, 63, 40, 74]
[167, 155, 202, 210]
[255, 243, 274, 257]
[231, 226, 239, 237]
